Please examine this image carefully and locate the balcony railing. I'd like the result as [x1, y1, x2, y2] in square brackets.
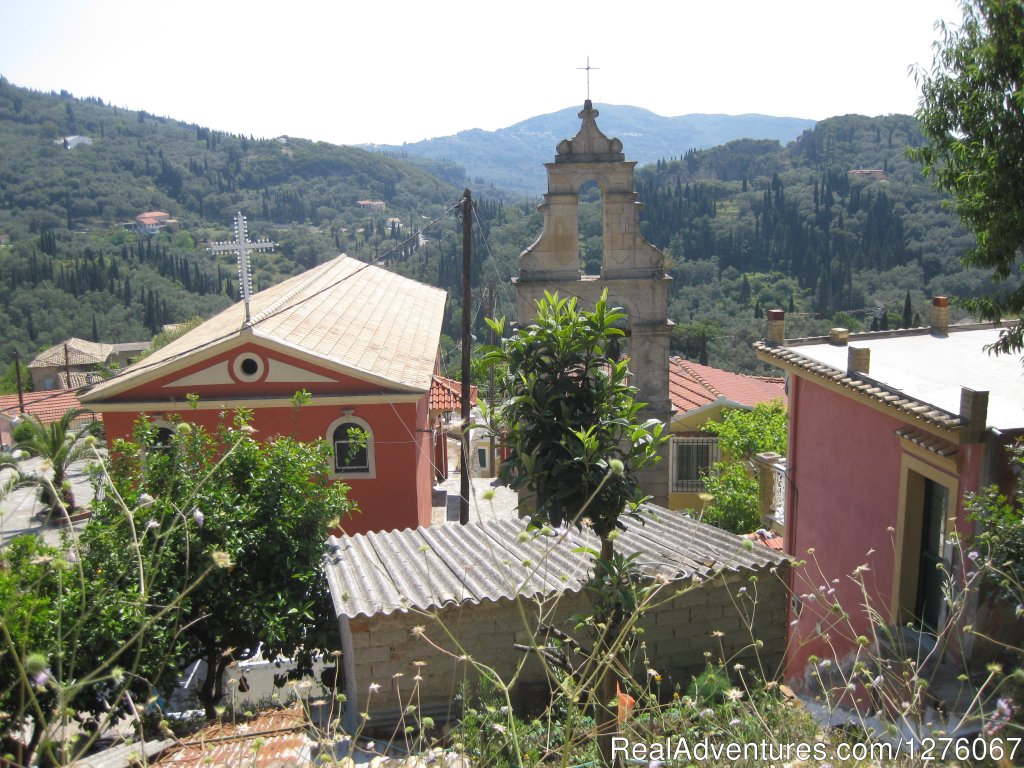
[755, 452, 787, 534]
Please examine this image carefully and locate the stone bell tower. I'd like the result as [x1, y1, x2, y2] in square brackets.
[514, 100, 672, 505]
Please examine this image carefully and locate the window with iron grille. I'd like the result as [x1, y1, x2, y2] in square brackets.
[671, 436, 719, 493]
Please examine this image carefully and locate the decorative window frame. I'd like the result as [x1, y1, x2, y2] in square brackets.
[670, 435, 720, 493]
[232, 352, 266, 383]
[327, 413, 376, 479]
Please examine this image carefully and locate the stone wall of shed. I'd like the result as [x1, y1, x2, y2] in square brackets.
[344, 562, 789, 726]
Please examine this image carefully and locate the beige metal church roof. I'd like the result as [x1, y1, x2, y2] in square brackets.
[84, 255, 447, 397]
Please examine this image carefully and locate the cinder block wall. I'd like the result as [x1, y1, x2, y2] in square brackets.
[345, 562, 789, 723]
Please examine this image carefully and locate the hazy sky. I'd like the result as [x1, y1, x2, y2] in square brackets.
[1, 0, 963, 146]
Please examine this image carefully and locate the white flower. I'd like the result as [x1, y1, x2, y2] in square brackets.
[193, 508, 205, 528]
[368, 682, 381, 694]
[137, 493, 154, 508]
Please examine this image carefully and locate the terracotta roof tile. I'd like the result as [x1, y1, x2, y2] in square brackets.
[153, 706, 311, 767]
[745, 530, 785, 551]
[430, 375, 478, 412]
[0, 390, 88, 423]
[28, 338, 114, 368]
[754, 339, 966, 430]
[669, 357, 785, 415]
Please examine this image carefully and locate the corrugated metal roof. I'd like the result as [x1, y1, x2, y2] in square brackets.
[325, 505, 788, 620]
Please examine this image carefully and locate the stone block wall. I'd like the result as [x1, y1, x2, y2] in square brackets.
[343, 562, 790, 726]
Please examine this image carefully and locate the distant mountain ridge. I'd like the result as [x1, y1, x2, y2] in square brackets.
[364, 104, 816, 196]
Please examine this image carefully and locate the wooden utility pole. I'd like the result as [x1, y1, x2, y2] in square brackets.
[13, 350, 25, 414]
[487, 281, 497, 478]
[460, 190, 472, 525]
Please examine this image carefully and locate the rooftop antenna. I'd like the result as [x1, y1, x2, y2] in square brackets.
[577, 56, 599, 101]
[209, 212, 276, 326]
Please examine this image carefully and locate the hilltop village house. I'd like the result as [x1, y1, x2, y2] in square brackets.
[755, 299, 1024, 688]
[80, 255, 448, 535]
[667, 356, 786, 513]
[28, 337, 150, 391]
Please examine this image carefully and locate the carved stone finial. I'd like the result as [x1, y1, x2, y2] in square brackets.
[555, 100, 624, 163]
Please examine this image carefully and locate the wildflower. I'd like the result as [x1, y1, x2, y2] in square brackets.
[491, 723, 507, 734]
[737, 586, 747, 594]
[84, 435, 97, 448]
[711, 630, 724, 637]
[193, 508, 205, 528]
[137, 493, 154, 508]
[968, 550, 980, 561]
[733, 663, 745, 672]
[729, 718, 741, 726]
[725, 688, 744, 702]
[699, 708, 714, 717]
[608, 459, 624, 476]
[411, 625, 426, 637]
[368, 682, 381, 694]
[146, 519, 160, 531]
[211, 551, 234, 570]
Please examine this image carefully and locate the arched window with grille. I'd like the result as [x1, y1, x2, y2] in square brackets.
[327, 414, 375, 478]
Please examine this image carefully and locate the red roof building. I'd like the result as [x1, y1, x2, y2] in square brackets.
[81, 254, 447, 535]
[667, 357, 786, 513]
[0, 391, 92, 449]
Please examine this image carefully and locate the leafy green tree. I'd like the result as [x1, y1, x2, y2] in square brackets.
[913, 0, 1024, 353]
[80, 413, 354, 718]
[700, 402, 787, 533]
[485, 291, 664, 544]
[14, 407, 97, 513]
[0, 536, 65, 764]
[0, 359, 32, 396]
[967, 443, 1024, 605]
[483, 291, 665, 764]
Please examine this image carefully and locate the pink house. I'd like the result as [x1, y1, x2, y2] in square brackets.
[755, 299, 1024, 689]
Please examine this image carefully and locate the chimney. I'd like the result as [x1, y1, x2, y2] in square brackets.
[847, 346, 870, 376]
[829, 327, 850, 346]
[930, 296, 950, 335]
[766, 309, 785, 345]
[959, 387, 989, 443]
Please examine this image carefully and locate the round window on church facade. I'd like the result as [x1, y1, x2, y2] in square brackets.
[232, 353, 265, 382]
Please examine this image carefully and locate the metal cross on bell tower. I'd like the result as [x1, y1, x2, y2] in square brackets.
[209, 212, 277, 325]
[577, 56, 600, 101]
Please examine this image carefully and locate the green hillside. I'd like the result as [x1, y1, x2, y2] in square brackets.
[0, 78, 470, 376]
[365, 104, 815, 197]
[0, 79, 998, 384]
